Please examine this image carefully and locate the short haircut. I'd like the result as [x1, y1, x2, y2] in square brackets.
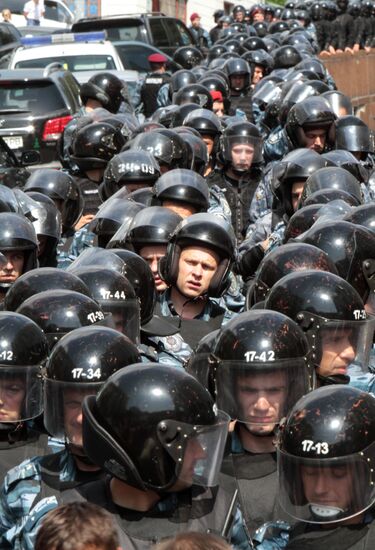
[154, 532, 232, 550]
[35, 502, 119, 550]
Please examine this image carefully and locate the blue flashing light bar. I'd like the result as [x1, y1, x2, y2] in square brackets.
[20, 31, 107, 47]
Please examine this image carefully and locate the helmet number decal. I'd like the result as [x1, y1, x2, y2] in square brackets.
[72, 367, 102, 380]
[353, 309, 366, 320]
[118, 162, 155, 174]
[0, 350, 13, 361]
[87, 311, 105, 323]
[101, 290, 127, 300]
[244, 350, 275, 362]
[302, 439, 329, 454]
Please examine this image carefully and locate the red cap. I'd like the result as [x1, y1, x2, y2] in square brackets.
[148, 53, 168, 63]
[190, 12, 200, 21]
[210, 90, 223, 102]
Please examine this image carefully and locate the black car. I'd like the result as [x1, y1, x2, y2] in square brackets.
[72, 12, 194, 57]
[0, 22, 22, 60]
[0, 65, 81, 165]
[113, 40, 181, 74]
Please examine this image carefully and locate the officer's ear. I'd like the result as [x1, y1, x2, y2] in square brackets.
[158, 242, 180, 287]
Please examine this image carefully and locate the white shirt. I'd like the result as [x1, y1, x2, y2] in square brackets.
[23, 0, 45, 20]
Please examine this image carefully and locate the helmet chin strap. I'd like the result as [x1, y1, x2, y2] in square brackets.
[66, 442, 97, 466]
[317, 373, 350, 386]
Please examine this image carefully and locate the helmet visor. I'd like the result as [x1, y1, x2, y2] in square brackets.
[99, 298, 140, 344]
[225, 134, 263, 165]
[336, 126, 372, 153]
[0, 366, 42, 422]
[67, 248, 127, 277]
[159, 410, 230, 488]
[316, 318, 375, 378]
[278, 442, 375, 524]
[216, 360, 310, 429]
[44, 379, 102, 442]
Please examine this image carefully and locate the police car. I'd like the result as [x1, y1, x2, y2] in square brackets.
[8, 31, 125, 72]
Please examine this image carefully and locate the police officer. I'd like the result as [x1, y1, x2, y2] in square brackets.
[274, 385, 375, 549]
[224, 58, 254, 121]
[138, 53, 171, 118]
[0, 312, 49, 481]
[0, 212, 39, 303]
[61, 364, 249, 548]
[208, 120, 263, 242]
[0, 326, 141, 550]
[212, 310, 311, 540]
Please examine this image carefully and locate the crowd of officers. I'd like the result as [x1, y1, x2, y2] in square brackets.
[1, 1, 375, 549]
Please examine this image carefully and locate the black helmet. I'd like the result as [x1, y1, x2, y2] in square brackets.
[17, 289, 109, 349]
[322, 150, 368, 184]
[321, 90, 353, 117]
[44, 325, 140, 443]
[70, 122, 126, 172]
[0, 212, 38, 289]
[89, 199, 144, 247]
[153, 170, 209, 213]
[302, 188, 361, 209]
[25, 198, 61, 268]
[4, 267, 90, 312]
[243, 36, 267, 51]
[265, 270, 374, 381]
[199, 75, 230, 102]
[23, 169, 83, 230]
[159, 213, 236, 297]
[183, 108, 221, 137]
[283, 204, 326, 242]
[271, 149, 333, 218]
[173, 84, 213, 110]
[335, 116, 373, 154]
[207, 45, 229, 63]
[0, 185, 20, 212]
[344, 203, 375, 234]
[242, 49, 274, 74]
[125, 206, 182, 251]
[69, 248, 156, 328]
[170, 103, 201, 128]
[80, 72, 125, 113]
[286, 96, 336, 149]
[127, 129, 190, 171]
[300, 220, 375, 301]
[224, 58, 251, 92]
[185, 329, 219, 397]
[170, 70, 197, 99]
[272, 45, 302, 68]
[300, 167, 362, 207]
[250, 243, 338, 304]
[67, 267, 140, 344]
[101, 150, 161, 199]
[212, 310, 311, 425]
[254, 21, 269, 37]
[82, 363, 229, 491]
[278, 385, 375, 524]
[173, 46, 204, 69]
[182, 133, 209, 176]
[221, 120, 263, 167]
[0, 311, 48, 423]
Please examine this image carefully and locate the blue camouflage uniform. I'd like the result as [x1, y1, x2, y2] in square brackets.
[149, 288, 235, 368]
[156, 83, 171, 109]
[0, 449, 98, 550]
[57, 225, 96, 269]
[263, 128, 292, 164]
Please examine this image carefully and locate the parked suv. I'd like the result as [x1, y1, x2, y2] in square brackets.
[72, 12, 195, 57]
[0, 66, 81, 164]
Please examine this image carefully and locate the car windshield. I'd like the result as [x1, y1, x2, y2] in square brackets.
[0, 81, 65, 114]
[15, 55, 117, 71]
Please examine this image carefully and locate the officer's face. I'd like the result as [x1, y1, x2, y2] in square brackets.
[301, 464, 354, 515]
[291, 181, 305, 212]
[162, 200, 197, 218]
[303, 128, 327, 153]
[0, 250, 25, 284]
[235, 11, 244, 21]
[318, 328, 356, 378]
[253, 11, 265, 21]
[173, 436, 207, 491]
[139, 244, 168, 292]
[231, 143, 255, 171]
[176, 246, 219, 299]
[201, 134, 215, 155]
[252, 66, 264, 85]
[63, 387, 95, 449]
[236, 370, 287, 435]
[213, 101, 225, 117]
[230, 74, 246, 92]
[0, 377, 26, 422]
